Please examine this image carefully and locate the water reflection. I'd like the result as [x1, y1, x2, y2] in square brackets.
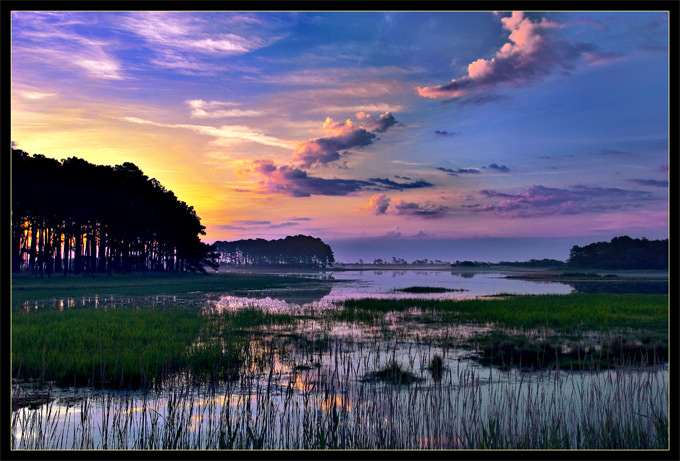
[12, 332, 669, 450]
[10, 270, 669, 449]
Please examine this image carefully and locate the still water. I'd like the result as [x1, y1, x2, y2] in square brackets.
[302, 270, 573, 300]
[19, 270, 575, 313]
[11, 270, 668, 449]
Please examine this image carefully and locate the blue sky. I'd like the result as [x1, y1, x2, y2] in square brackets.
[11, 10, 669, 262]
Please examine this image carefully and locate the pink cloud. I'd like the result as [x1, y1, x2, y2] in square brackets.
[291, 113, 397, 168]
[242, 113, 401, 195]
[416, 12, 607, 101]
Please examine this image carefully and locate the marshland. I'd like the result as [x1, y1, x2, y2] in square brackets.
[11, 269, 669, 450]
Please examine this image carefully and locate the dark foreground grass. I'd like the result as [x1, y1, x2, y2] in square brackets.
[475, 331, 668, 370]
[12, 306, 297, 388]
[11, 272, 322, 307]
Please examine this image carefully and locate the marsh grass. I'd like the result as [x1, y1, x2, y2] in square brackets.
[11, 292, 669, 450]
[12, 306, 299, 388]
[342, 294, 668, 331]
[12, 307, 204, 388]
[337, 294, 668, 372]
[11, 333, 668, 450]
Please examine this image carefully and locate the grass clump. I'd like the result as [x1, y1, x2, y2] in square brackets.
[426, 355, 445, 381]
[363, 361, 423, 385]
[396, 286, 466, 293]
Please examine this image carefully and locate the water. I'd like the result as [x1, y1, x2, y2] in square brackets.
[11, 270, 669, 449]
[315, 270, 573, 300]
[18, 270, 574, 313]
[11, 335, 669, 449]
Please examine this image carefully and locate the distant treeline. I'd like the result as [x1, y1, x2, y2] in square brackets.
[567, 236, 668, 270]
[12, 149, 216, 276]
[214, 235, 334, 268]
[451, 259, 566, 268]
[498, 258, 566, 268]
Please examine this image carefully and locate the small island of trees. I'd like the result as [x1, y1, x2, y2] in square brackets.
[214, 235, 334, 269]
[567, 236, 668, 270]
[12, 148, 216, 276]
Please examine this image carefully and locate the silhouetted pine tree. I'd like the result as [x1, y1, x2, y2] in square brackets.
[12, 148, 214, 275]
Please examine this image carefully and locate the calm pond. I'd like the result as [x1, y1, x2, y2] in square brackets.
[19, 270, 574, 312]
[11, 270, 669, 450]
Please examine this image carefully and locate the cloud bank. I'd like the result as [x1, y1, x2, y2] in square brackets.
[476, 184, 653, 217]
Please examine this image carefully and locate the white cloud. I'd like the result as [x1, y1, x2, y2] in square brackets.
[186, 99, 261, 118]
[121, 116, 295, 149]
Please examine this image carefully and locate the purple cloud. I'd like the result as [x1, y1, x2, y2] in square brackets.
[292, 113, 398, 168]
[368, 193, 391, 215]
[359, 111, 397, 133]
[437, 167, 481, 176]
[476, 184, 653, 217]
[249, 160, 372, 197]
[393, 199, 450, 219]
[485, 163, 510, 172]
[434, 130, 461, 137]
[628, 179, 669, 188]
[369, 177, 434, 190]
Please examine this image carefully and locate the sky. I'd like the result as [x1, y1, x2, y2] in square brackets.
[11, 10, 670, 262]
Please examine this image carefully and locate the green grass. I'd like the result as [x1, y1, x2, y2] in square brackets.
[220, 308, 296, 329]
[12, 306, 299, 388]
[342, 294, 668, 331]
[12, 307, 204, 387]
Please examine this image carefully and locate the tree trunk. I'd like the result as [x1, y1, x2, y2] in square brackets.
[11, 219, 22, 273]
[99, 226, 107, 273]
[28, 219, 37, 274]
[53, 229, 62, 273]
[74, 224, 82, 274]
[63, 232, 71, 276]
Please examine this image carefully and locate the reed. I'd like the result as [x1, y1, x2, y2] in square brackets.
[11, 332, 668, 450]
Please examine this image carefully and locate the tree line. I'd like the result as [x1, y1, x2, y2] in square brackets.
[12, 148, 216, 276]
[567, 236, 668, 270]
[214, 235, 334, 269]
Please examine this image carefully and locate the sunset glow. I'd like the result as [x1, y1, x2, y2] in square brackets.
[11, 10, 669, 261]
